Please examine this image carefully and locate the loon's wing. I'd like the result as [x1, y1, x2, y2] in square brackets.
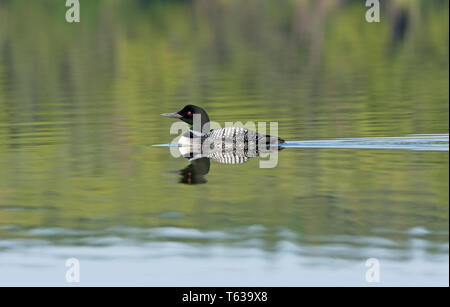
[207, 127, 283, 144]
[209, 152, 249, 165]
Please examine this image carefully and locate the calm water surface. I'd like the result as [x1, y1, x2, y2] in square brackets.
[0, 1, 448, 286]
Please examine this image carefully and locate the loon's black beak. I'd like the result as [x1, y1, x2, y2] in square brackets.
[161, 112, 182, 119]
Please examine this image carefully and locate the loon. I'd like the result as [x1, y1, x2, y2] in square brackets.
[161, 105, 284, 164]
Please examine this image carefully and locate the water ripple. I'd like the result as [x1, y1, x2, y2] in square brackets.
[283, 134, 449, 151]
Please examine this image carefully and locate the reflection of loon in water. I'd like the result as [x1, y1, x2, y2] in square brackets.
[178, 157, 210, 185]
[175, 147, 281, 185]
[161, 105, 284, 184]
[175, 144, 281, 184]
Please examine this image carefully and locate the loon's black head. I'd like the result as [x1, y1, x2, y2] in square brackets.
[161, 105, 210, 133]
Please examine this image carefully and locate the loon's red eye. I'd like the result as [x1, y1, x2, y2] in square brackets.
[187, 111, 192, 116]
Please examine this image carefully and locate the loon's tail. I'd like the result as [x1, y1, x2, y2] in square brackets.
[263, 134, 285, 144]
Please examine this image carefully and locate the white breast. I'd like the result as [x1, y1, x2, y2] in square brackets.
[178, 135, 193, 146]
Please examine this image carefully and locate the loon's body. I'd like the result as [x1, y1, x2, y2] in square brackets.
[161, 105, 284, 164]
[177, 126, 282, 145]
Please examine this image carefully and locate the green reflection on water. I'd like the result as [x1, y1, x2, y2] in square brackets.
[0, 0, 448, 265]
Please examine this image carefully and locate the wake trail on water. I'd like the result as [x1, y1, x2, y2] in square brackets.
[282, 134, 449, 151]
